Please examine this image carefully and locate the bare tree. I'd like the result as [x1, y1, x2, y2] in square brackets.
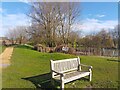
[109, 25, 118, 48]
[66, 2, 81, 44]
[6, 26, 28, 44]
[28, 2, 61, 47]
[6, 28, 18, 44]
[27, 2, 81, 47]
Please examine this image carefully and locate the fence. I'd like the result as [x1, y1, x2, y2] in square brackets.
[103, 48, 118, 57]
[76, 47, 118, 57]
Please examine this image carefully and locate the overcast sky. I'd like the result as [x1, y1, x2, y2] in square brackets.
[0, 1, 118, 36]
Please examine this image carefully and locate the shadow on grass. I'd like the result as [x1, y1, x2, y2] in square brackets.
[22, 73, 59, 90]
[22, 72, 90, 90]
[107, 59, 120, 62]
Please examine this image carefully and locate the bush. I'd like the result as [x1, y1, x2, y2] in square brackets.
[68, 47, 76, 54]
[54, 45, 63, 52]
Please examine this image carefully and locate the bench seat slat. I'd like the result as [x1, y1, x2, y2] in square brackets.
[53, 71, 90, 83]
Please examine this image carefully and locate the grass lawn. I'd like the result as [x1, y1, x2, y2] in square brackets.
[0, 46, 6, 54]
[2, 45, 119, 89]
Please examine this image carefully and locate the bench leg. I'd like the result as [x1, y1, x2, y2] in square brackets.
[61, 82, 64, 90]
[89, 73, 92, 81]
[51, 79, 54, 86]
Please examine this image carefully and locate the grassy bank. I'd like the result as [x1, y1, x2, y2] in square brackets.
[2, 45, 119, 89]
[0, 46, 6, 54]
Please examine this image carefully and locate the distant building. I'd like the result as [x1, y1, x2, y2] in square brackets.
[0, 37, 12, 46]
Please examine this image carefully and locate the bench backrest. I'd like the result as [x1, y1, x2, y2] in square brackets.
[50, 57, 80, 73]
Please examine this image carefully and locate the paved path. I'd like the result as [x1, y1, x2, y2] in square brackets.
[0, 47, 14, 68]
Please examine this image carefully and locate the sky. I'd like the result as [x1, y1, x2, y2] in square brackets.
[0, 1, 118, 37]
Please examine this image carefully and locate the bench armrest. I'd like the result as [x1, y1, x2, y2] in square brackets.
[52, 70, 64, 77]
[79, 64, 93, 69]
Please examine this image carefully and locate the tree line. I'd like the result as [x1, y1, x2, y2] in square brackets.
[76, 28, 118, 55]
[6, 25, 118, 53]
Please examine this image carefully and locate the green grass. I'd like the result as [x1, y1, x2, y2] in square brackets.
[0, 45, 6, 54]
[2, 45, 119, 89]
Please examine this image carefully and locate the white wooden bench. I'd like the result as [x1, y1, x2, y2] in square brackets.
[50, 57, 92, 89]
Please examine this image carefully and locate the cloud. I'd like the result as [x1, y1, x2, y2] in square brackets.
[72, 18, 117, 35]
[96, 14, 106, 18]
[0, 8, 3, 13]
[3, 13, 30, 27]
[19, 0, 30, 4]
[1, 12, 117, 37]
[0, 8, 8, 14]
[1, 13, 30, 36]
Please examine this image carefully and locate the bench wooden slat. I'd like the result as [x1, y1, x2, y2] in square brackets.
[54, 71, 90, 83]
